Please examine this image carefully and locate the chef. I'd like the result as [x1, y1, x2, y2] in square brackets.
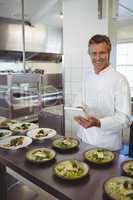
[74, 34, 131, 151]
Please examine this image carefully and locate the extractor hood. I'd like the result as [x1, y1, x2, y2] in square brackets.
[0, 50, 62, 62]
[0, 17, 62, 61]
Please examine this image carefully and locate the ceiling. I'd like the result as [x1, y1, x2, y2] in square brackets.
[0, 0, 63, 28]
[118, 0, 133, 20]
[0, 0, 133, 28]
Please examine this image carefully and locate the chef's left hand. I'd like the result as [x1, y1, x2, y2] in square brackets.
[74, 116, 101, 128]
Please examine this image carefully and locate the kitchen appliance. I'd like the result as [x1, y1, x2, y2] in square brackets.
[0, 73, 63, 122]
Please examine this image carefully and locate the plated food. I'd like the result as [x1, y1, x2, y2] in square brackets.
[53, 159, 89, 180]
[0, 129, 12, 139]
[0, 135, 32, 149]
[27, 128, 56, 140]
[52, 137, 79, 150]
[121, 160, 133, 177]
[103, 176, 133, 200]
[0, 118, 18, 128]
[26, 148, 56, 163]
[84, 148, 115, 165]
[0, 116, 7, 126]
[9, 122, 38, 133]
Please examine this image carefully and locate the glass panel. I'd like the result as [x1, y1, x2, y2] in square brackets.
[24, 0, 63, 107]
[117, 43, 133, 65]
[23, 0, 64, 134]
[117, 43, 133, 89]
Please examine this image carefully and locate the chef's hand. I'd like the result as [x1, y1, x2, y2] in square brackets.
[74, 116, 101, 128]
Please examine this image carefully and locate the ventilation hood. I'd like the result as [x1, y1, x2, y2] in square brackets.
[0, 17, 62, 61]
[0, 51, 62, 62]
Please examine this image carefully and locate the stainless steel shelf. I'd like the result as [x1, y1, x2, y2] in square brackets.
[0, 73, 41, 121]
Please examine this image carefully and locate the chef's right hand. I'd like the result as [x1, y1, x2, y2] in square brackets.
[74, 116, 101, 128]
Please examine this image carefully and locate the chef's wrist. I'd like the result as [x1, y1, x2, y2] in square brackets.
[96, 119, 101, 127]
[86, 117, 101, 128]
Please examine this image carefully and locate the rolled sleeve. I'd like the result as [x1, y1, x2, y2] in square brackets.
[100, 113, 131, 133]
[100, 78, 131, 133]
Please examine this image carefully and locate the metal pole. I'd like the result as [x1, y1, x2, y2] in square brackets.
[0, 164, 7, 200]
[98, 0, 103, 19]
[21, 0, 26, 72]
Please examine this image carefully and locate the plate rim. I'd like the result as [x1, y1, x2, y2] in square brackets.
[0, 116, 7, 121]
[0, 117, 8, 127]
[0, 129, 12, 139]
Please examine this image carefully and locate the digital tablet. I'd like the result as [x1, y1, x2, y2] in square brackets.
[64, 107, 89, 118]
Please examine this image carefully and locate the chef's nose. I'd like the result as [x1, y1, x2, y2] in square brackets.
[94, 53, 101, 60]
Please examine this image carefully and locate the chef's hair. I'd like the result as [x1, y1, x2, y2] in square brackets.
[88, 34, 111, 55]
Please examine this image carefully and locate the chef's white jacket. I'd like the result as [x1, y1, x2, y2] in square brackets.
[74, 65, 131, 150]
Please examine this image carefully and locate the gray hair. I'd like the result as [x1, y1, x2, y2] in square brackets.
[88, 34, 111, 55]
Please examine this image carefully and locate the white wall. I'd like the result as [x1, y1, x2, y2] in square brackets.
[63, 0, 109, 104]
[117, 22, 133, 43]
[63, 0, 117, 137]
[26, 61, 62, 74]
[0, 62, 23, 72]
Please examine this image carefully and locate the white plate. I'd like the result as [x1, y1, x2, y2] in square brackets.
[0, 119, 18, 128]
[27, 128, 56, 140]
[0, 135, 32, 150]
[9, 122, 38, 133]
[0, 116, 7, 126]
[0, 116, 7, 121]
[0, 129, 12, 140]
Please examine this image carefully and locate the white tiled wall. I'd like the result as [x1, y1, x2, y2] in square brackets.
[63, 0, 116, 137]
[65, 110, 79, 138]
[71, 68, 83, 82]
[64, 67, 71, 82]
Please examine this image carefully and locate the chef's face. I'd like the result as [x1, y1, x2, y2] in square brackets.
[89, 42, 110, 74]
